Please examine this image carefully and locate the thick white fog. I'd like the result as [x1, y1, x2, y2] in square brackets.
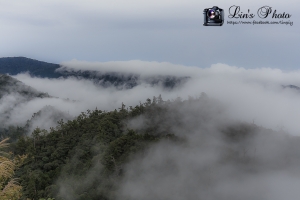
[9, 61, 300, 136]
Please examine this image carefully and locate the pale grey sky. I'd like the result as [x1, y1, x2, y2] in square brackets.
[0, 0, 298, 69]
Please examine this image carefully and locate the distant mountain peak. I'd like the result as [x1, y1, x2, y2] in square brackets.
[0, 57, 61, 78]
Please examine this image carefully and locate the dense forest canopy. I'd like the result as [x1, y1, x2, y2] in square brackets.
[0, 93, 299, 200]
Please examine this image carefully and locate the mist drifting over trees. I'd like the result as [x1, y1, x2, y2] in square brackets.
[1, 58, 300, 199]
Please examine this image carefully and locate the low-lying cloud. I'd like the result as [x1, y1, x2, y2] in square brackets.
[10, 60, 300, 136]
[115, 94, 300, 200]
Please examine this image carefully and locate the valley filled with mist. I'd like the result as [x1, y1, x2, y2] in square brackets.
[1, 57, 300, 199]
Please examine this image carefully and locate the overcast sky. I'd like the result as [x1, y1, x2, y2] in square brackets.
[0, 0, 298, 70]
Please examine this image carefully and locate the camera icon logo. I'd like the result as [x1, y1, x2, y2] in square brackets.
[203, 6, 224, 26]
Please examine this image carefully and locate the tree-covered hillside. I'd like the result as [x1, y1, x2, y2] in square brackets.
[0, 74, 50, 99]
[11, 96, 174, 199]
[2, 94, 299, 200]
[0, 74, 52, 140]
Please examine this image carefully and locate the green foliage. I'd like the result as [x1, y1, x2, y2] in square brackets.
[7, 94, 283, 200]
[9, 96, 178, 200]
[0, 93, 300, 200]
[0, 126, 26, 142]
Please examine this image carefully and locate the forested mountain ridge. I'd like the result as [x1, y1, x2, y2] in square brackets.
[11, 97, 174, 199]
[0, 73, 51, 129]
[2, 57, 300, 91]
[4, 94, 300, 200]
[0, 74, 70, 141]
[0, 57, 189, 89]
[0, 74, 50, 99]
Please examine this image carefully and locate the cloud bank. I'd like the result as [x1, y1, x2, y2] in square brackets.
[11, 60, 300, 136]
